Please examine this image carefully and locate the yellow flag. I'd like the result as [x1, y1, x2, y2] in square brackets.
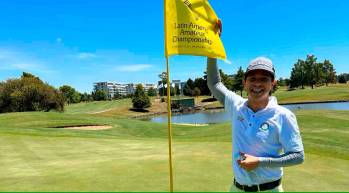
[165, 0, 226, 59]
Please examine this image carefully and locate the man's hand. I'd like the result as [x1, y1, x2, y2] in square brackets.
[237, 152, 259, 171]
[215, 19, 222, 37]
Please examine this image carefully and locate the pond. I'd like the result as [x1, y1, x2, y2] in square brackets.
[149, 101, 349, 124]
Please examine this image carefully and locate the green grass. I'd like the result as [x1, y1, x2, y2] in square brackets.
[64, 98, 131, 114]
[275, 84, 349, 104]
[1, 84, 349, 191]
[0, 109, 348, 191]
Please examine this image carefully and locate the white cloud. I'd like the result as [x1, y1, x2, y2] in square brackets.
[11, 63, 37, 70]
[114, 64, 152, 72]
[76, 52, 98, 60]
[0, 47, 57, 75]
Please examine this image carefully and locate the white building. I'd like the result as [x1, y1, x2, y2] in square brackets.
[157, 80, 185, 96]
[93, 82, 156, 98]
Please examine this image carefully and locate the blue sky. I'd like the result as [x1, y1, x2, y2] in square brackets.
[0, 0, 348, 92]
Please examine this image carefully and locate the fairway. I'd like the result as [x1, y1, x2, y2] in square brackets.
[0, 108, 348, 191]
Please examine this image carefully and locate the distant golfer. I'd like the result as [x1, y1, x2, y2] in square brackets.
[207, 56, 305, 192]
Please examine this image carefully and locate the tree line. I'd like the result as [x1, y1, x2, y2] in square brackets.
[180, 54, 345, 96]
[178, 66, 245, 97]
[0, 72, 158, 113]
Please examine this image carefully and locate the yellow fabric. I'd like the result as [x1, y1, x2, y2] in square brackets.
[165, 0, 226, 59]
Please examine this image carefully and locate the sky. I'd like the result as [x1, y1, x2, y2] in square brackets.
[0, 0, 348, 93]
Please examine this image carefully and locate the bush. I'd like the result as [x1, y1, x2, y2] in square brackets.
[0, 72, 64, 113]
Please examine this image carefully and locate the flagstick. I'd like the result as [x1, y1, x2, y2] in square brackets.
[164, 0, 174, 190]
[166, 56, 174, 192]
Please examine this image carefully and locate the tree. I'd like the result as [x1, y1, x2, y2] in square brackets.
[92, 90, 107, 101]
[132, 84, 151, 109]
[81, 92, 92, 102]
[112, 92, 123, 100]
[203, 71, 211, 96]
[337, 74, 347, 83]
[314, 62, 324, 86]
[290, 59, 306, 89]
[322, 60, 336, 86]
[0, 72, 64, 113]
[158, 86, 174, 96]
[344, 73, 349, 81]
[277, 78, 287, 86]
[284, 78, 291, 87]
[183, 78, 195, 96]
[304, 55, 317, 89]
[232, 66, 244, 96]
[174, 85, 180, 96]
[290, 55, 337, 89]
[59, 85, 81, 104]
[147, 87, 157, 97]
[193, 87, 201, 97]
[219, 69, 234, 90]
[194, 77, 209, 96]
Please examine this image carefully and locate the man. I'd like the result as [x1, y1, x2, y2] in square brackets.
[207, 57, 304, 192]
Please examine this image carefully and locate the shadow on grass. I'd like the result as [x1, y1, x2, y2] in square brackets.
[201, 98, 217, 103]
[129, 108, 149, 113]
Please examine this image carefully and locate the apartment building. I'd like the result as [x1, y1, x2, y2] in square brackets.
[157, 80, 185, 95]
[93, 82, 156, 98]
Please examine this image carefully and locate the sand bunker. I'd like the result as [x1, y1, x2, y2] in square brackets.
[54, 125, 112, 130]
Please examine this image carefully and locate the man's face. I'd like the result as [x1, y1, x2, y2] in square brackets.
[244, 70, 275, 102]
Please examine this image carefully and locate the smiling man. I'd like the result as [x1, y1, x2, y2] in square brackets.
[207, 57, 305, 192]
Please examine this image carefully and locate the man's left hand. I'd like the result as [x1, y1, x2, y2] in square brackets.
[237, 152, 259, 171]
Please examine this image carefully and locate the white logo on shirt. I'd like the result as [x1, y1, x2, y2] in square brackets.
[259, 122, 269, 131]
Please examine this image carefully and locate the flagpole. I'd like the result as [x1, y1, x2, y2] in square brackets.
[166, 56, 174, 192]
[164, 0, 174, 192]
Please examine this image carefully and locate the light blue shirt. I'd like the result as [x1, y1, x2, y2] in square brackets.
[225, 91, 304, 185]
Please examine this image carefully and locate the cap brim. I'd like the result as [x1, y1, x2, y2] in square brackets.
[245, 66, 275, 78]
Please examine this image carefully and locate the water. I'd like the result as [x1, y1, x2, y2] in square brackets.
[149, 101, 349, 124]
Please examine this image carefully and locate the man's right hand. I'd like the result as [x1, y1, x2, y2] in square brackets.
[216, 19, 222, 37]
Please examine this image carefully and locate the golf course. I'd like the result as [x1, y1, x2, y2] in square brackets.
[1, 84, 348, 192]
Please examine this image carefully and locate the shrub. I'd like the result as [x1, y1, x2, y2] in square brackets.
[132, 84, 151, 109]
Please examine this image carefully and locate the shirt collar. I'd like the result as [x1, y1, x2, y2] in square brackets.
[244, 96, 278, 114]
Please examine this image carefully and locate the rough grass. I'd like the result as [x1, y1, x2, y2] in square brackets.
[275, 84, 349, 104]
